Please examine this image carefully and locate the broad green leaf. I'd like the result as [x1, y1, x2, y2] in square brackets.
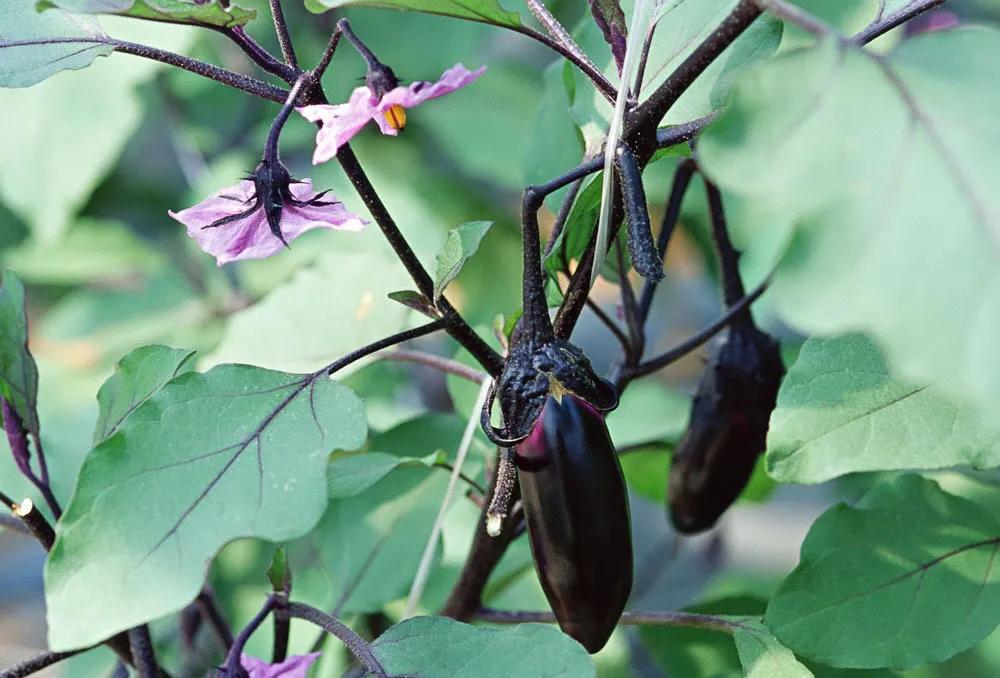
[619, 448, 670, 502]
[92, 345, 195, 445]
[543, 174, 602, 278]
[0, 20, 190, 242]
[0, 270, 39, 437]
[523, 61, 584, 205]
[38, 0, 256, 28]
[327, 450, 440, 498]
[3, 219, 164, 285]
[45, 364, 367, 650]
[433, 220, 493, 303]
[731, 617, 813, 678]
[768, 334, 1000, 483]
[303, 0, 523, 29]
[698, 30, 1000, 433]
[371, 616, 594, 677]
[0, 1, 112, 88]
[206, 250, 411, 373]
[294, 465, 447, 614]
[766, 474, 1000, 669]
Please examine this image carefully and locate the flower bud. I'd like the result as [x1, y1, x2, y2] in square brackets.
[668, 323, 784, 534]
[516, 395, 632, 653]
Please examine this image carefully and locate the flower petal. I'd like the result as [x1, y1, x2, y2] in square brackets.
[241, 652, 321, 678]
[299, 87, 378, 164]
[376, 63, 486, 118]
[170, 179, 365, 265]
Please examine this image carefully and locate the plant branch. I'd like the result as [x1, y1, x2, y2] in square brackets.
[313, 27, 343, 81]
[621, 278, 770, 382]
[524, 0, 608, 100]
[756, 0, 833, 37]
[475, 608, 746, 633]
[379, 349, 487, 384]
[195, 590, 234, 651]
[223, 596, 275, 674]
[0, 647, 89, 678]
[320, 320, 449, 378]
[335, 143, 504, 375]
[111, 40, 291, 103]
[127, 626, 159, 678]
[217, 27, 298, 82]
[510, 25, 617, 103]
[854, 0, 947, 43]
[704, 180, 746, 307]
[585, 298, 631, 354]
[268, 0, 299, 68]
[285, 602, 386, 677]
[630, 1, 762, 142]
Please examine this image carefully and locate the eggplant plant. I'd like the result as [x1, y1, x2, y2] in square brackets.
[1, 0, 999, 677]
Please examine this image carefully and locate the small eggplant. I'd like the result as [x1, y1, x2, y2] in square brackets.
[516, 395, 632, 654]
[668, 320, 784, 534]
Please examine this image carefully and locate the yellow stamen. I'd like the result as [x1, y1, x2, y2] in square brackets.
[383, 104, 407, 131]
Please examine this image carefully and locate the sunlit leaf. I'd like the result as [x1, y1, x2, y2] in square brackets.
[698, 29, 1000, 432]
[92, 344, 195, 445]
[433, 220, 493, 303]
[767, 334, 1000, 483]
[767, 474, 1000, 669]
[45, 363, 367, 650]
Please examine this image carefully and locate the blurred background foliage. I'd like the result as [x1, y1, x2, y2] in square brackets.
[3, 0, 1000, 676]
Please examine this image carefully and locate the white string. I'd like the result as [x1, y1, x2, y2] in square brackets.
[403, 378, 493, 618]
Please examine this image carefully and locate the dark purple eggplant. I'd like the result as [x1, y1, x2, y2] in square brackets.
[668, 321, 784, 534]
[516, 395, 632, 653]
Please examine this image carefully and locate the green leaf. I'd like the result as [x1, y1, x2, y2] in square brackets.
[303, 0, 523, 29]
[543, 174, 602, 278]
[0, 270, 39, 437]
[731, 618, 813, 678]
[206, 250, 412, 373]
[44, 364, 367, 650]
[767, 334, 1000, 483]
[293, 464, 447, 614]
[92, 345, 195, 445]
[371, 616, 595, 677]
[606, 379, 689, 448]
[328, 450, 440, 498]
[766, 474, 1000, 669]
[698, 30, 1000, 433]
[1, 21, 190, 242]
[38, 0, 256, 28]
[433, 220, 493, 303]
[0, 2, 112, 88]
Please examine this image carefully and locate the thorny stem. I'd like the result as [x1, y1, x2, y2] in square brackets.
[285, 602, 386, 677]
[112, 40, 291, 103]
[223, 596, 276, 674]
[335, 144, 504, 375]
[268, 0, 299, 68]
[313, 28, 343, 81]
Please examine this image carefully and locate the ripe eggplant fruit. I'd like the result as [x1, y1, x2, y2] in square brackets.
[516, 395, 632, 654]
[668, 320, 784, 534]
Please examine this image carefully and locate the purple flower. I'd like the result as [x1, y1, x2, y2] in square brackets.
[240, 652, 320, 678]
[299, 63, 486, 164]
[169, 160, 365, 266]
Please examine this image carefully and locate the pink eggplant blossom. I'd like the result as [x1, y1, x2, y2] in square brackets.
[299, 63, 486, 164]
[240, 652, 321, 678]
[170, 170, 365, 266]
